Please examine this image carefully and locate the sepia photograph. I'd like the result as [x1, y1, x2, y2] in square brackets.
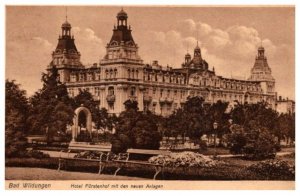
[4, 4, 295, 190]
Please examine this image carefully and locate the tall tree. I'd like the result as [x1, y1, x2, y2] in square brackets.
[231, 102, 279, 133]
[276, 113, 295, 143]
[27, 66, 74, 143]
[204, 100, 230, 144]
[111, 100, 161, 153]
[181, 96, 206, 142]
[5, 80, 29, 157]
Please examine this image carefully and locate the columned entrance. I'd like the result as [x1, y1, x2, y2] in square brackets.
[71, 106, 92, 142]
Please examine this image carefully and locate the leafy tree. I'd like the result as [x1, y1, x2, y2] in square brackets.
[27, 66, 74, 143]
[181, 96, 206, 142]
[227, 124, 247, 154]
[111, 100, 161, 153]
[5, 80, 29, 157]
[132, 111, 161, 149]
[231, 102, 278, 133]
[227, 124, 277, 160]
[164, 108, 187, 143]
[276, 113, 295, 144]
[227, 102, 279, 159]
[204, 100, 230, 145]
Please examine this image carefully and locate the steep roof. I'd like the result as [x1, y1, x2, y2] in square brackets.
[109, 25, 135, 44]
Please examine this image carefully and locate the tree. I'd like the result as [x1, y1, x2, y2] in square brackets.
[181, 96, 206, 142]
[204, 100, 230, 145]
[111, 100, 161, 153]
[5, 80, 29, 157]
[227, 124, 277, 160]
[164, 108, 187, 143]
[276, 113, 295, 144]
[228, 102, 279, 159]
[132, 111, 161, 149]
[231, 102, 279, 134]
[27, 66, 74, 143]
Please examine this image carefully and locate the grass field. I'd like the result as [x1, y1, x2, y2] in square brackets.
[6, 167, 146, 180]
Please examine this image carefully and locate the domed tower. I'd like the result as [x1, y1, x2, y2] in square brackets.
[194, 43, 202, 59]
[248, 45, 276, 107]
[49, 17, 83, 82]
[185, 52, 191, 64]
[101, 8, 142, 64]
[182, 42, 208, 71]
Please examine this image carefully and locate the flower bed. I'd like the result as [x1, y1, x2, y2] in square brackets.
[74, 151, 103, 160]
[148, 151, 221, 168]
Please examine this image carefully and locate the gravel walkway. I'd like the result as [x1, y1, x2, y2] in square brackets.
[6, 167, 146, 180]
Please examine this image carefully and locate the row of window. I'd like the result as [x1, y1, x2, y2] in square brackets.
[143, 72, 185, 84]
[70, 72, 101, 82]
[192, 76, 261, 92]
[107, 49, 137, 59]
[53, 57, 79, 65]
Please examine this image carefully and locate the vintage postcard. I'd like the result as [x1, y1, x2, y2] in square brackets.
[5, 5, 295, 190]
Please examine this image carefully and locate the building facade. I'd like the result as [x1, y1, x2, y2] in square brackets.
[276, 96, 295, 114]
[48, 9, 277, 116]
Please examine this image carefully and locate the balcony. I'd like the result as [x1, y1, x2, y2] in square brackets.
[93, 96, 100, 101]
[129, 95, 137, 101]
[159, 97, 173, 104]
[180, 98, 186, 104]
[106, 94, 115, 104]
[143, 95, 152, 103]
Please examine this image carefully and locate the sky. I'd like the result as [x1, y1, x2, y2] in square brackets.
[6, 6, 295, 100]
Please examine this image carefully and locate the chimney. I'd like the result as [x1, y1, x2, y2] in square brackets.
[152, 60, 158, 65]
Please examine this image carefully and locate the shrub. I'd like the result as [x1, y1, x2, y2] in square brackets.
[242, 130, 276, 160]
[247, 160, 295, 180]
[199, 139, 208, 151]
[25, 150, 50, 159]
[227, 125, 277, 160]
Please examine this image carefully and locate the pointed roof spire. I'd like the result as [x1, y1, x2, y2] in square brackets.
[62, 7, 71, 28]
[65, 7, 68, 22]
[260, 39, 262, 47]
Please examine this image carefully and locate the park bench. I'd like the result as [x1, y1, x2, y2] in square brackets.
[113, 148, 171, 180]
[57, 144, 112, 174]
[58, 145, 171, 180]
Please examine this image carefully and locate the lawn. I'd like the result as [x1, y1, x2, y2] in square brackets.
[6, 167, 146, 180]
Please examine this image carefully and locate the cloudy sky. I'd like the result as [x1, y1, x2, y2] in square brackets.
[6, 6, 295, 99]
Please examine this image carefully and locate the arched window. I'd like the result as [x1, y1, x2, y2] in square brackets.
[108, 86, 114, 96]
[130, 86, 136, 96]
[105, 70, 109, 79]
[136, 70, 139, 79]
[128, 69, 131, 78]
[114, 68, 117, 78]
[109, 69, 113, 79]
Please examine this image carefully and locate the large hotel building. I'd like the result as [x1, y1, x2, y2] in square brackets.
[48, 9, 277, 116]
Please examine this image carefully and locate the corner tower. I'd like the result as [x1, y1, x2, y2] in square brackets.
[248, 46, 276, 107]
[101, 9, 143, 65]
[49, 17, 83, 82]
